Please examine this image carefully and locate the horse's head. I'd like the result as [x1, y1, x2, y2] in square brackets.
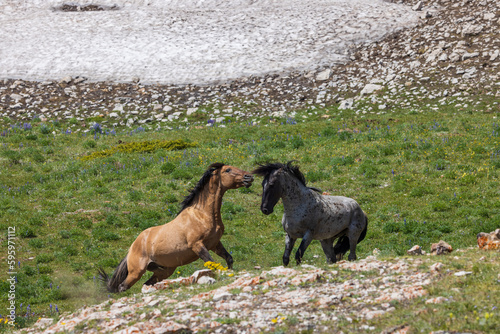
[252, 163, 284, 215]
[216, 164, 254, 190]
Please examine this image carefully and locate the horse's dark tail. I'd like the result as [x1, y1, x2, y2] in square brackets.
[357, 214, 368, 244]
[97, 256, 128, 293]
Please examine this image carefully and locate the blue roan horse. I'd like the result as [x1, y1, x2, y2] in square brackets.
[253, 162, 368, 265]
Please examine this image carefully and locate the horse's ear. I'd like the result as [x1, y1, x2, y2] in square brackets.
[208, 162, 225, 174]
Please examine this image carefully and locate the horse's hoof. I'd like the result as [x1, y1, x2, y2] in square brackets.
[295, 253, 302, 265]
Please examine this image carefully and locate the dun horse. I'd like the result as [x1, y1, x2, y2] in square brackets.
[99, 163, 253, 292]
[253, 162, 367, 265]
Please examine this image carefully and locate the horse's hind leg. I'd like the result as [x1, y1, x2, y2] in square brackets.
[320, 238, 337, 264]
[144, 267, 176, 286]
[283, 233, 296, 266]
[295, 230, 313, 265]
[213, 241, 233, 269]
[347, 209, 367, 261]
[119, 255, 148, 292]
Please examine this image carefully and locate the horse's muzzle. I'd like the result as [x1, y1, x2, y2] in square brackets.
[243, 174, 254, 188]
[261, 206, 273, 215]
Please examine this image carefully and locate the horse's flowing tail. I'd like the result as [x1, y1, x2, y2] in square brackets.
[357, 214, 368, 244]
[97, 256, 128, 293]
[333, 212, 368, 257]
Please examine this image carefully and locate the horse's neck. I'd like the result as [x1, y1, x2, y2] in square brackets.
[280, 174, 316, 211]
[196, 176, 226, 227]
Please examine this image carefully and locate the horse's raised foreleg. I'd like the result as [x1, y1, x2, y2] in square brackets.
[320, 237, 337, 264]
[191, 241, 216, 263]
[283, 233, 296, 266]
[213, 241, 234, 269]
[295, 230, 313, 265]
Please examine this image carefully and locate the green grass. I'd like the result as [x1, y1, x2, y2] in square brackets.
[0, 94, 499, 331]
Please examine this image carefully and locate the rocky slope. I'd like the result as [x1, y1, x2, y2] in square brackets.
[1, 0, 499, 128]
[24, 254, 444, 333]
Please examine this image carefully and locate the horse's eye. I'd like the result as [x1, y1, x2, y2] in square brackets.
[225, 168, 232, 173]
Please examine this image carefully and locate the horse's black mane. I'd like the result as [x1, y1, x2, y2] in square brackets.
[178, 162, 224, 214]
[253, 161, 322, 193]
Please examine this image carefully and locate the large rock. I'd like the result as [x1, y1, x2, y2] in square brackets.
[431, 240, 452, 255]
[477, 229, 500, 250]
[407, 245, 423, 255]
[191, 269, 215, 283]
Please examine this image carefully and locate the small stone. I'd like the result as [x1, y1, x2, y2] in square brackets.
[152, 321, 190, 334]
[61, 76, 72, 84]
[425, 296, 447, 304]
[412, 1, 423, 11]
[407, 245, 423, 255]
[462, 52, 479, 61]
[109, 112, 119, 118]
[461, 24, 483, 37]
[113, 104, 124, 112]
[213, 292, 232, 302]
[490, 50, 499, 62]
[163, 105, 173, 112]
[338, 99, 354, 109]
[34, 318, 54, 329]
[360, 84, 383, 95]
[430, 262, 444, 273]
[148, 299, 161, 307]
[365, 310, 386, 320]
[197, 276, 216, 285]
[316, 68, 331, 81]
[484, 13, 496, 20]
[110, 302, 127, 309]
[454, 271, 472, 277]
[74, 77, 86, 84]
[187, 107, 198, 115]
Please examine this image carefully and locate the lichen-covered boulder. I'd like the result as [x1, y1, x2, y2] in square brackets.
[477, 229, 500, 250]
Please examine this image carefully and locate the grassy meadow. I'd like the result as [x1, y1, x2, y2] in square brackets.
[0, 94, 499, 331]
